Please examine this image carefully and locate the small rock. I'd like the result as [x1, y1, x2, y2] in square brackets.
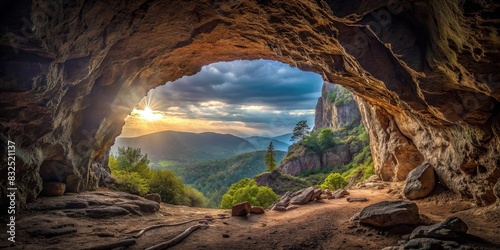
[403, 163, 436, 200]
[144, 193, 161, 204]
[290, 187, 315, 205]
[41, 182, 66, 196]
[222, 233, 230, 238]
[65, 174, 82, 193]
[332, 189, 350, 199]
[346, 197, 368, 202]
[410, 217, 468, 241]
[358, 200, 422, 227]
[250, 206, 265, 214]
[231, 201, 251, 216]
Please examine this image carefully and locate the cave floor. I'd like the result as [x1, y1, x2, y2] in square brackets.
[6, 183, 500, 250]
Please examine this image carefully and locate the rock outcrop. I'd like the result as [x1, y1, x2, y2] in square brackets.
[0, 0, 499, 210]
[279, 82, 362, 176]
[314, 83, 361, 130]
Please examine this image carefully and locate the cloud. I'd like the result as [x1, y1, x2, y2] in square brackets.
[133, 60, 323, 136]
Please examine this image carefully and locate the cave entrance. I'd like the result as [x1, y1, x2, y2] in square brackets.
[110, 59, 372, 208]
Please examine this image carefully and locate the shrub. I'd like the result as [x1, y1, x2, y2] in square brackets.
[318, 128, 335, 150]
[320, 173, 347, 190]
[112, 170, 150, 196]
[149, 169, 187, 205]
[220, 178, 279, 208]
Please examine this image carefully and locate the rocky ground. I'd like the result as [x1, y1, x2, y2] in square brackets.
[2, 182, 499, 250]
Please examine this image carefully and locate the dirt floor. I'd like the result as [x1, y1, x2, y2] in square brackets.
[4, 183, 500, 250]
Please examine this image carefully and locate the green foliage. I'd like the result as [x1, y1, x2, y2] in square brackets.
[116, 147, 151, 179]
[291, 120, 310, 142]
[325, 86, 353, 106]
[303, 128, 337, 153]
[112, 170, 150, 196]
[172, 150, 285, 207]
[318, 128, 335, 150]
[320, 173, 347, 190]
[264, 142, 277, 171]
[109, 151, 150, 196]
[220, 178, 279, 209]
[109, 147, 207, 207]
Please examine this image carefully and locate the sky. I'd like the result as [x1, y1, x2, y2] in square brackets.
[120, 59, 323, 138]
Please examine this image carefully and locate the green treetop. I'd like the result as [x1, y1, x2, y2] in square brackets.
[291, 120, 311, 143]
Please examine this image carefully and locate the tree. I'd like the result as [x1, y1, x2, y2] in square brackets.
[116, 146, 151, 179]
[320, 173, 347, 190]
[318, 128, 335, 150]
[291, 120, 311, 143]
[264, 142, 277, 171]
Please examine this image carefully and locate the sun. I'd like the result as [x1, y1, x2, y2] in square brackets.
[138, 105, 162, 121]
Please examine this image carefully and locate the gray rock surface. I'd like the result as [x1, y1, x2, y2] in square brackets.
[410, 217, 468, 241]
[25, 191, 160, 218]
[358, 200, 422, 227]
[404, 163, 436, 200]
[290, 187, 316, 205]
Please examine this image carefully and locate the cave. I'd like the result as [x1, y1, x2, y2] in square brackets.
[1, 0, 499, 224]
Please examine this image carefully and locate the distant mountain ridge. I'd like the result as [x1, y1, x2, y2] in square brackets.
[244, 136, 290, 151]
[112, 130, 257, 163]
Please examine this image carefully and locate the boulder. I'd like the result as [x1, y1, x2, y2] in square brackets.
[144, 193, 161, 204]
[250, 206, 265, 214]
[269, 191, 291, 210]
[311, 188, 322, 201]
[231, 202, 251, 216]
[410, 217, 468, 241]
[358, 200, 422, 227]
[41, 182, 66, 196]
[332, 189, 350, 199]
[404, 238, 467, 250]
[290, 187, 315, 205]
[403, 163, 436, 200]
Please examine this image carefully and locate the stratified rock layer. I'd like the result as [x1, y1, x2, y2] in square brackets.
[0, 0, 499, 209]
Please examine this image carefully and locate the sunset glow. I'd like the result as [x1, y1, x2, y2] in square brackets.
[130, 105, 163, 121]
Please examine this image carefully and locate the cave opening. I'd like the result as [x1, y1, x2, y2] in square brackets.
[109, 59, 373, 208]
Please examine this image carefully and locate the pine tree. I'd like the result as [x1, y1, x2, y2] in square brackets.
[291, 120, 311, 143]
[264, 142, 277, 171]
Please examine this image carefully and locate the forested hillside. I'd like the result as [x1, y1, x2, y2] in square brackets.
[163, 150, 286, 207]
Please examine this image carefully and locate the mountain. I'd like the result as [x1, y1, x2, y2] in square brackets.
[271, 133, 294, 144]
[112, 131, 256, 163]
[174, 150, 286, 207]
[244, 136, 290, 151]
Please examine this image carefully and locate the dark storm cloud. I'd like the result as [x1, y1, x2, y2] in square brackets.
[142, 60, 323, 128]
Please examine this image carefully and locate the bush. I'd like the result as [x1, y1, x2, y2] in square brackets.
[112, 170, 150, 196]
[318, 128, 335, 150]
[109, 148, 208, 207]
[320, 173, 347, 190]
[182, 186, 207, 207]
[220, 178, 279, 208]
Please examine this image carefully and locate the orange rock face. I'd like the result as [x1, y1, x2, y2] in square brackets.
[0, 0, 499, 209]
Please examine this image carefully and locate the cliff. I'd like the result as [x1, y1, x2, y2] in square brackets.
[0, 0, 498, 209]
[314, 83, 361, 130]
[279, 82, 362, 176]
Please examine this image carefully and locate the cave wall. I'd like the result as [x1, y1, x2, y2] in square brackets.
[0, 0, 499, 208]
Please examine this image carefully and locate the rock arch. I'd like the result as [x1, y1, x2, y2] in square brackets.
[0, 0, 499, 208]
